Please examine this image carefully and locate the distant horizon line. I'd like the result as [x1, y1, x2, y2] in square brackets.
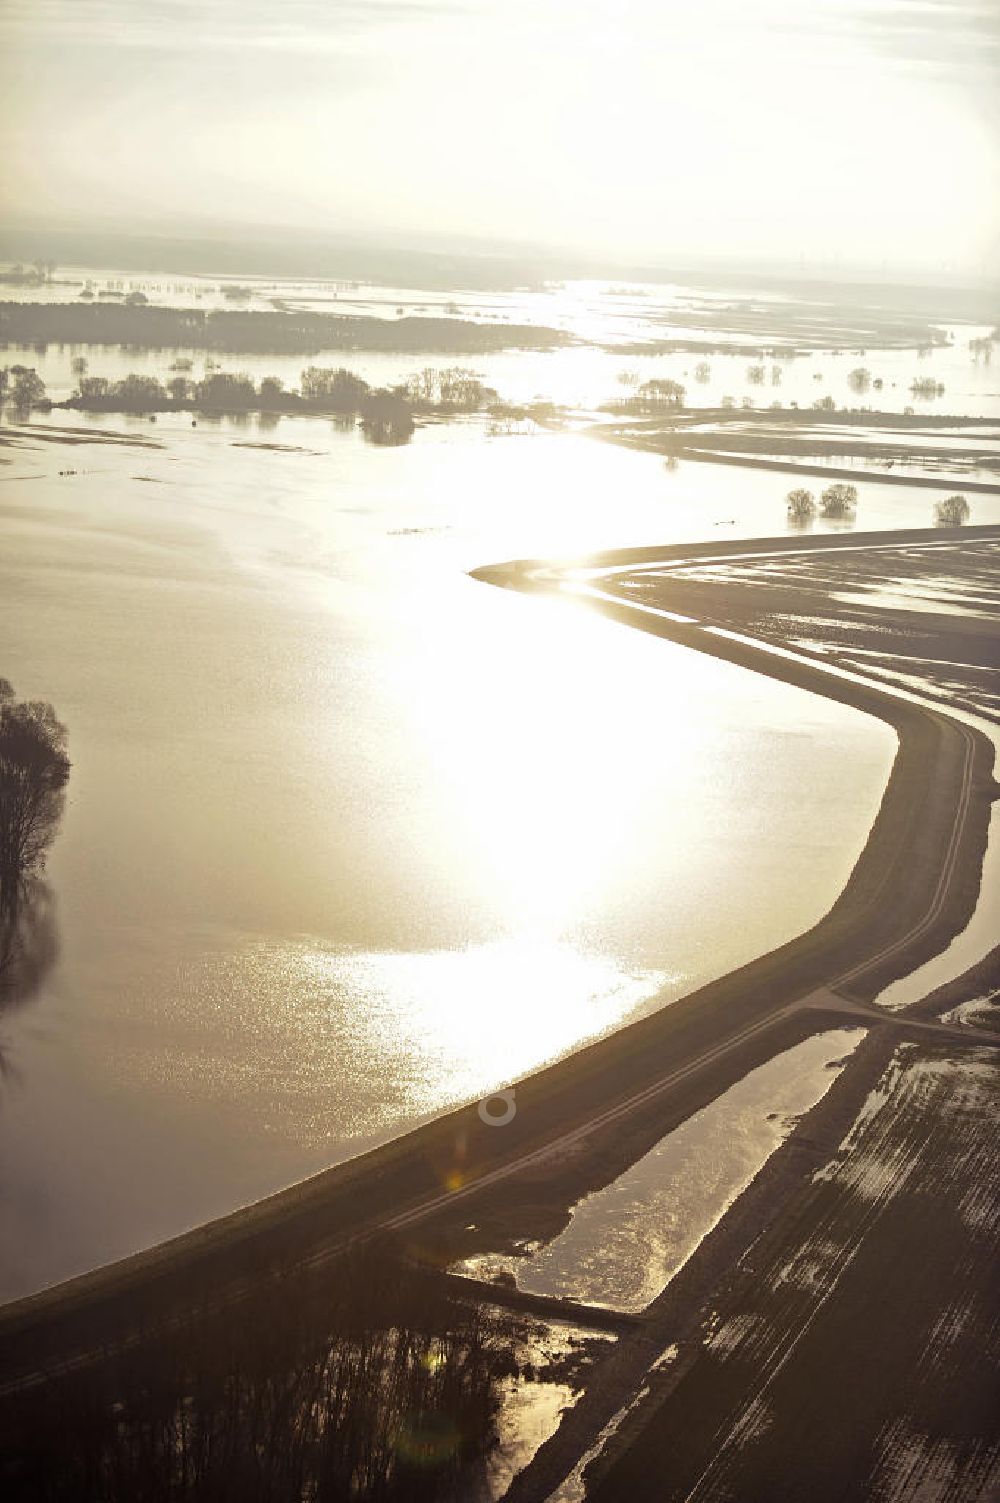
[1, 215, 998, 301]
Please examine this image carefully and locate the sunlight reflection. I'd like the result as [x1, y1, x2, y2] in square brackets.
[384, 582, 710, 938]
[303, 936, 669, 1107]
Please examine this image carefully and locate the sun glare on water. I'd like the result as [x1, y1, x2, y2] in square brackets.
[298, 935, 670, 1110]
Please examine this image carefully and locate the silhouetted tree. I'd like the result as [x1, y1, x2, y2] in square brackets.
[109, 373, 166, 411]
[69, 356, 88, 390]
[300, 366, 371, 409]
[637, 378, 685, 410]
[934, 494, 970, 526]
[847, 367, 871, 394]
[910, 376, 944, 398]
[0, 681, 70, 916]
[786, 487, 816, 520]
[820, 483, 858, 517]
[8, 369, 46, 414]
[78, 375, 111, 403]
[360, 389, 415, 445]
[259, 375, 284, 405]
[436, 367, 495, 411]
[196, 372, 257, 409]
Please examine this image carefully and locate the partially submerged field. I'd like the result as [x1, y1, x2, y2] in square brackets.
[605, 532, 1000, 721]
[604, 410, 1000, 491]
[584, 1035, 1000, 1502]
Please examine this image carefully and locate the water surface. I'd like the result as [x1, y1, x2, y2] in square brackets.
[1, 415, 900, 1297]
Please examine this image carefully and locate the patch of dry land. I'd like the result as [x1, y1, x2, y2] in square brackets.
[584, 1035, 1000, 1502]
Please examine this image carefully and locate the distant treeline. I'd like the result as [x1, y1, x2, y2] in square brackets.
[0, 301, 571, 356]
[46, 364, 523, 444]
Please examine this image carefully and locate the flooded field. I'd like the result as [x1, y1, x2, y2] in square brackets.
[586, 1039, 1000, 1502]
[4, 267, 1000, 419]
[454, 1029, 863, 1312]
[0, 413, 905, 1299]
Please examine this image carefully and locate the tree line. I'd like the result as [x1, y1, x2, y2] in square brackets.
[61, 363, 504, 441]
[786, 485, 971, 527]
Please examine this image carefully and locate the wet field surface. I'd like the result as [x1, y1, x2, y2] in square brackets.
[585, 1037, 1000, 1503]
[611, 535, 1000, 720]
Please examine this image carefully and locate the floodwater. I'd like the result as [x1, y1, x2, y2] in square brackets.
[12, 333, 1000, 423]
[0, 411, 907, 1299]
[6, 266, 1000, 419]
[454, 1028, 864, 1313]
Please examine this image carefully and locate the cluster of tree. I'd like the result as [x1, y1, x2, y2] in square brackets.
[0, 302, 570, 357]
[785, 483, 859, 521]
[0, 1245, 555, 1503]
[616, 378, 686, 414]
[0, 366, 48, 415]
[69, 364, 501, 442]
[934, 494, 970, 526]
[818, 482, 858, 517]
[359, 389, 416, 446]
[300, 366, 371, 408]
[910, 376, 945, 398]
[785, 487, 816, 521]
[968, 336, 993, 364]
[405, 367, 497, 412]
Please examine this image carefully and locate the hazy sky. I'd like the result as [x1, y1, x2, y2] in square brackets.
[2, 0, 997, 275]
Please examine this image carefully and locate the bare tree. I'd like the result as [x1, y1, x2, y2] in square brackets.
[819, 483, 858, 517]
[934, 494, 970, 526]
[786, 487, 815, 520]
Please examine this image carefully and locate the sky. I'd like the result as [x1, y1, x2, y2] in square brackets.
[1, 0, 997, 278]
